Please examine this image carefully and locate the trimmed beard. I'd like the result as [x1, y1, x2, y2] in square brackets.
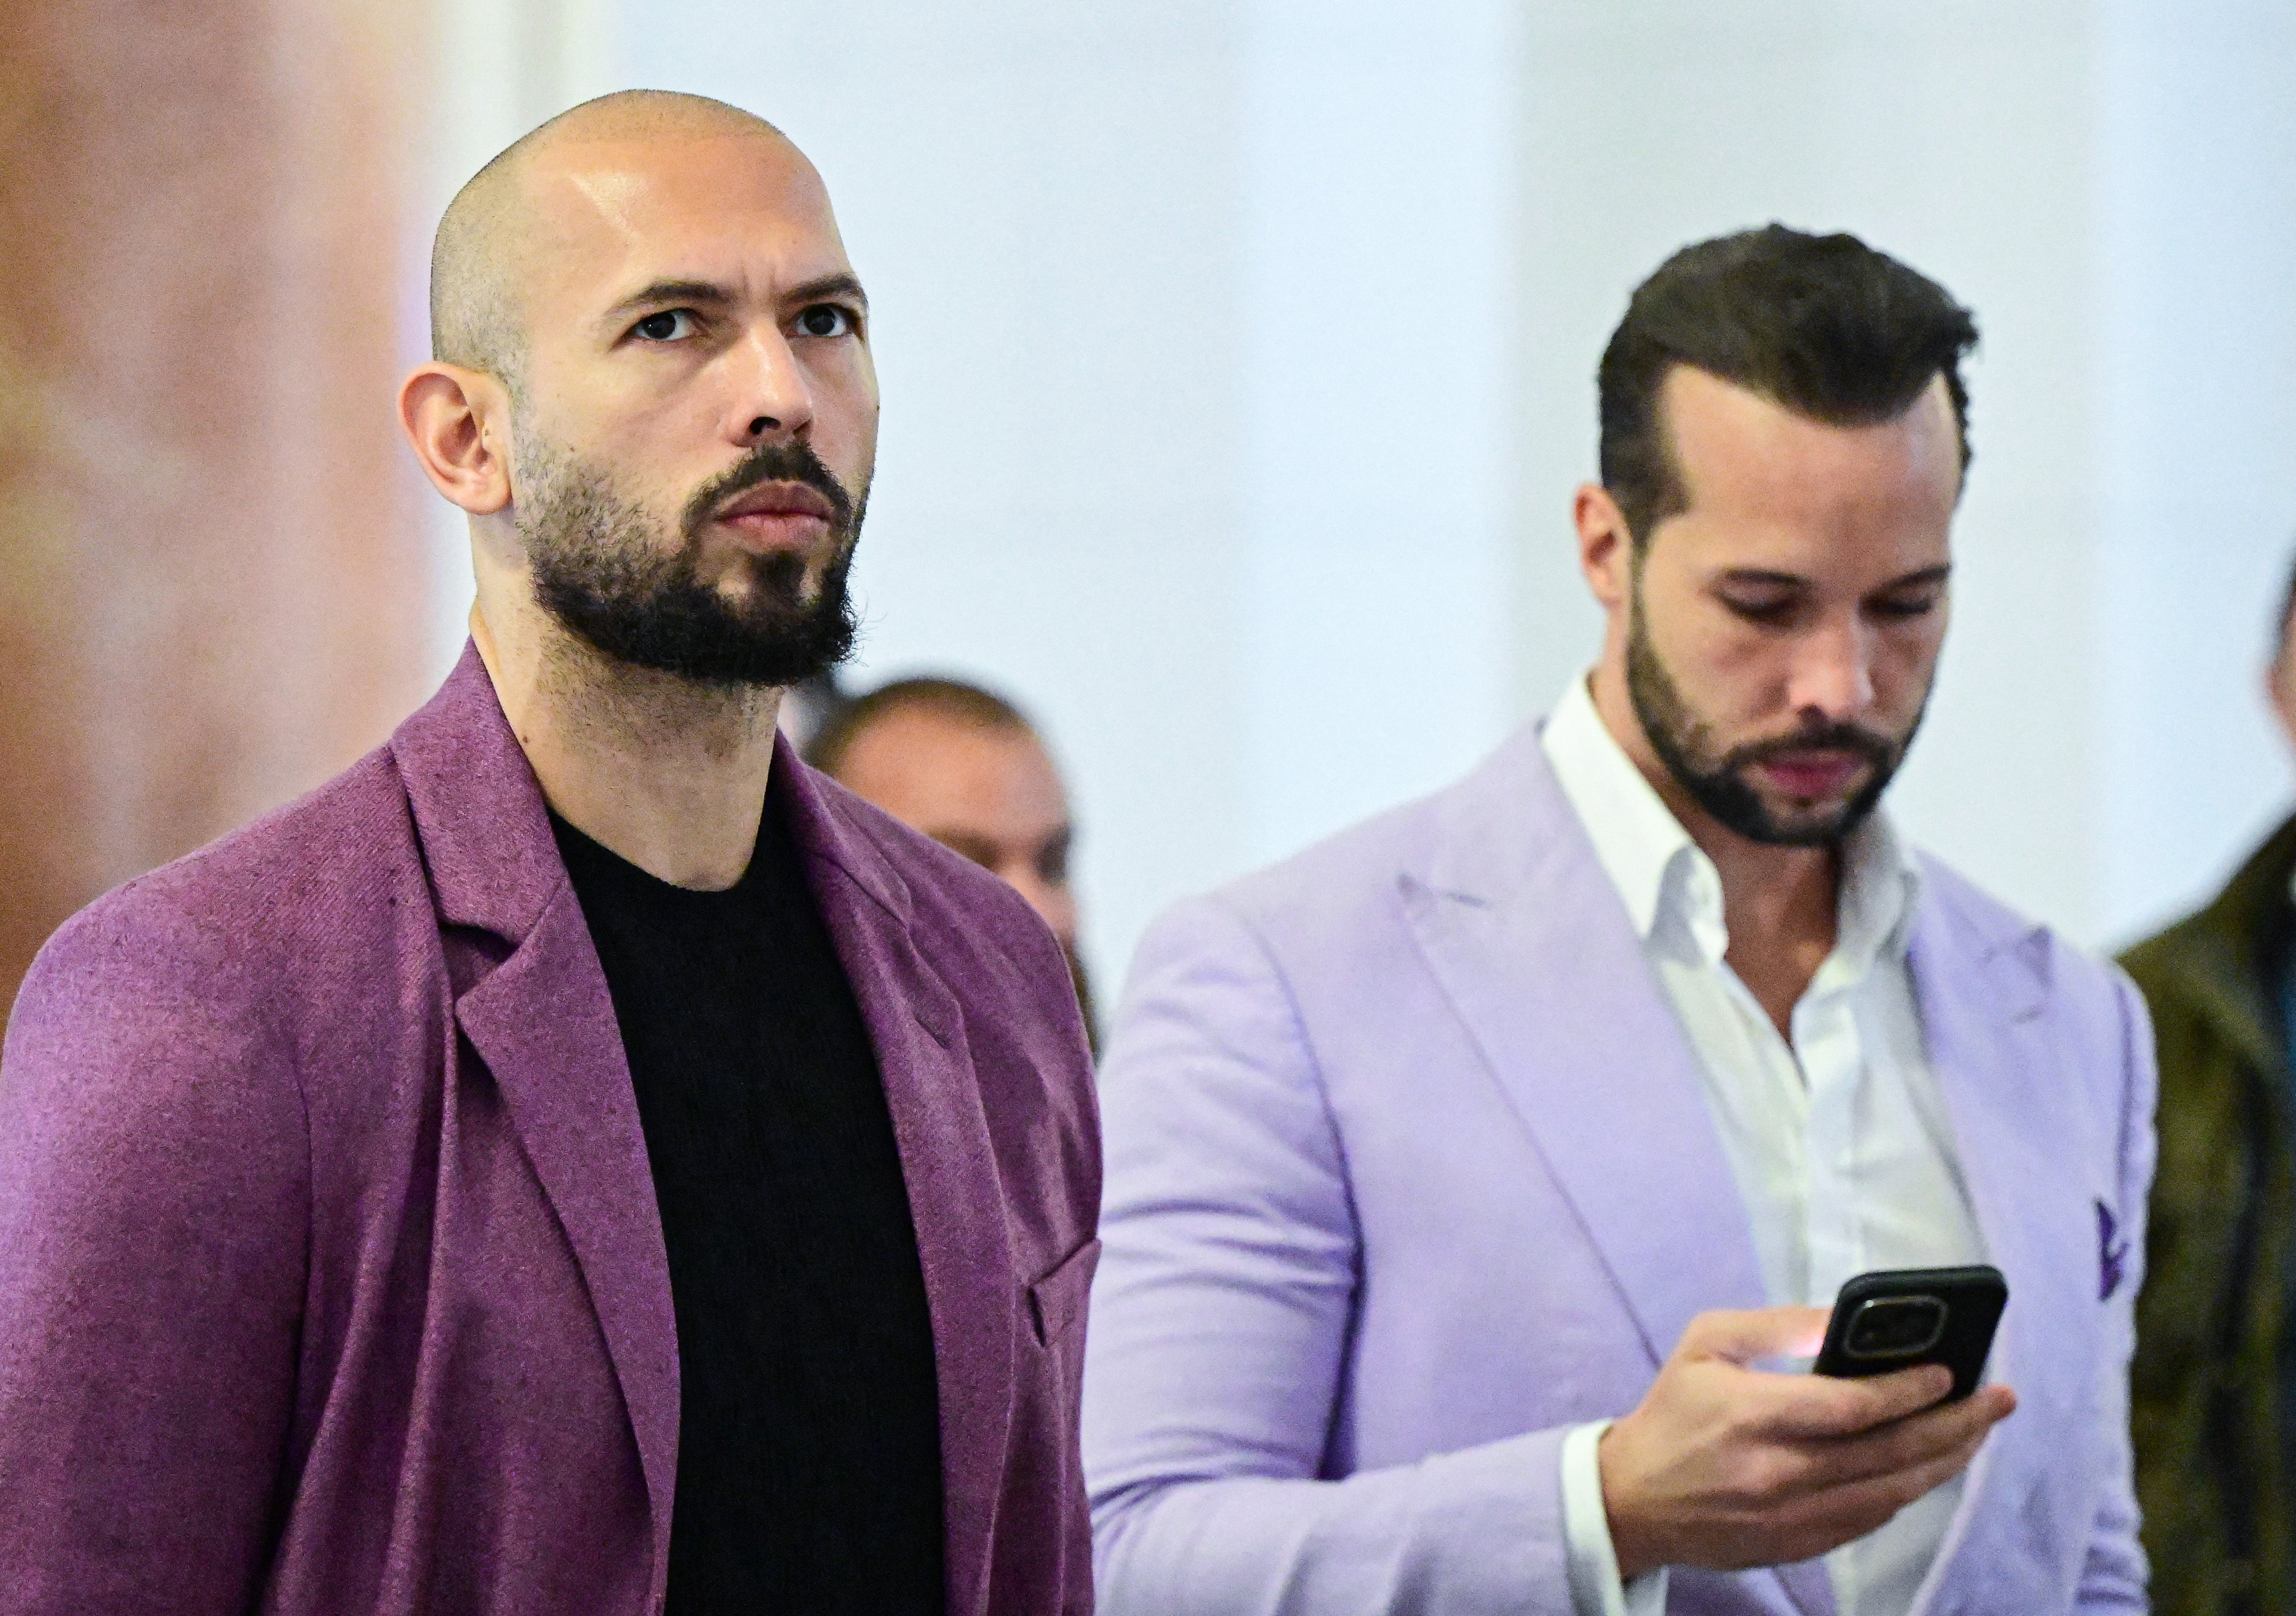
[1624, 572, 1918, 848]
[516, 431, 863, 689]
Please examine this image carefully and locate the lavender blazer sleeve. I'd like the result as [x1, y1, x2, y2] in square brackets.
[1084, 894, 1570, 1614]
[1083, 722, 2154, 1616]
[0, 646, 1101, 1616]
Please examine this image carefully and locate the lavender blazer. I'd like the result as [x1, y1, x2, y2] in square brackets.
[0, 646, 1102, 1616]
[1083, 721, 2154, 1616]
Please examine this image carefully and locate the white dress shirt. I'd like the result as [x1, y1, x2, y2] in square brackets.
[1540, 676, 1988, 1616]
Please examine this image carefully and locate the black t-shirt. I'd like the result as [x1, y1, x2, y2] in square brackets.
[553, 785, 945, 1616]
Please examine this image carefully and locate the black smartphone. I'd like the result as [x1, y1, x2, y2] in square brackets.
[1813, 1265, 2007, 1402]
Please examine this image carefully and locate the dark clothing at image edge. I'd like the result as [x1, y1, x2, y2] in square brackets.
[2125, 813, 2296, 1616]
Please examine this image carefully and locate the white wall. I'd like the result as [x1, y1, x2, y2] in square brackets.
[417, 0, 2296, 986]
[1237, 0, 1521, 868]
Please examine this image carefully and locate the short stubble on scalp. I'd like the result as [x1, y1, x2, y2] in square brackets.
[427, 88, 791, 400]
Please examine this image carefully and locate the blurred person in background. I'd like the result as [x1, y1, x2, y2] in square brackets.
[0, 89, 1098, 1616]
[810, 676, 1097, 1049]
[2124, 550, 2296, 1616]
[1083, 226, 2152, 1616]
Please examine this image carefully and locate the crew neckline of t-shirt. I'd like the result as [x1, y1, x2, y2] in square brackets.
[549, 793, 786, 904]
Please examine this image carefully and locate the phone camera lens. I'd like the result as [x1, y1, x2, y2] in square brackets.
[1844, 1296, 1947, 1359]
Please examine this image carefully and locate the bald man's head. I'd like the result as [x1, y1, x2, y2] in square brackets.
[428, 89, 790, 391]
[400, 87, 874, 691]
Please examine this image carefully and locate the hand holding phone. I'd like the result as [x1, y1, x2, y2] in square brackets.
[1599, 1288, 2016, 1580]
[1813, 1265, 2008, 1402]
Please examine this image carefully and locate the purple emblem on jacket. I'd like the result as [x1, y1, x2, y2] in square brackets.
[2098, 1200, 2130, 1303]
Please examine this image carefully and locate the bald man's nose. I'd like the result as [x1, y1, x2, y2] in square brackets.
[727, 327, 813, 445]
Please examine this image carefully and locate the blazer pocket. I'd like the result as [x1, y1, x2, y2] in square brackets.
[1026, 1238, 1101, 1348]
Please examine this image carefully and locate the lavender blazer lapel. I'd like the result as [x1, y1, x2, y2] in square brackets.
[777, 744, 1020, 1616]
[1902, 890, 2094, 1613]
[390, 646, 681, 1599]
[1400, 727, 1769, 1367]
[1401, 727, 1826, 1616]
[1908, 898, 2067, 1387]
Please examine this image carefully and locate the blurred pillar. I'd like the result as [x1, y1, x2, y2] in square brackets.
[0, 0, 435, 1011]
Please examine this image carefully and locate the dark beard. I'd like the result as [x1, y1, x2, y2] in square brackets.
[1624, 578, 1916, 848]
[518, 436, 863, 688]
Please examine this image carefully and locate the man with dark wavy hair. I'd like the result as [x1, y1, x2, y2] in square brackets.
[0, 91, 1100, 1616]
[1085, 225, 2151, 1616]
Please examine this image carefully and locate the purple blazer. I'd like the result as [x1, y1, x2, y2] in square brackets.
[0, 647, 1102, 1616]
[1083, 720, 2153, 1615]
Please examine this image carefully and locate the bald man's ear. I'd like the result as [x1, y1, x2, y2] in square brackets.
[399, 363, 516, 516]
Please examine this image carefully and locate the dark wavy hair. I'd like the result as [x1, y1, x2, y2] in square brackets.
[1598, 224, 1980, 548]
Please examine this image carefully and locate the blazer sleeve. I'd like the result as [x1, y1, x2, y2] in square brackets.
[2075, 967, 2158, 1612]
[0, 897, 310, 1615]
[1083, 895, 1574, 1616]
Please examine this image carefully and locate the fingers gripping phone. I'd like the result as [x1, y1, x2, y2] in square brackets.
[1813, 1265, 2008, 1402]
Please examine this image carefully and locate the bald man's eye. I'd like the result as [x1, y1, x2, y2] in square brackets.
[793, 304, 855, 339]
[631, 309, 697, 342]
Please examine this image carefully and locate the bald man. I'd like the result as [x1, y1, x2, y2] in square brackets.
[809, 678, 1098, 1047]
[0, 92, 1100, 1616]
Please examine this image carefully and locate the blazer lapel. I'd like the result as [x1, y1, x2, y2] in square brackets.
[1404, 726, 1831, 1616]
[1902, 892, 2091, 1615]
[455, 896, 681, 1585]
[778, 744, 1019, 1616]
[1401, 727, 1769, 1367]
[390, 644, 680, 1600]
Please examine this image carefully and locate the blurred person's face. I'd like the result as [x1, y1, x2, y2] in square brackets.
[1580, 367, 1958, 848]
[2268, 602, 2296, 755]
[506, 131, 877, 686]
[831, 710, 1080, 949]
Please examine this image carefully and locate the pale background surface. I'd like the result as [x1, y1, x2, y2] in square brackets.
[415, 0, 2296, 996]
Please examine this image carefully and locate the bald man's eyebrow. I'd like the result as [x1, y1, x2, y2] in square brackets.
[603, 279, 733, 323]
[784, 273, 868, 311]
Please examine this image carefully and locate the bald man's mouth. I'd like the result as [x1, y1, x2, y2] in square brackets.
[710, 481, 835, 553]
